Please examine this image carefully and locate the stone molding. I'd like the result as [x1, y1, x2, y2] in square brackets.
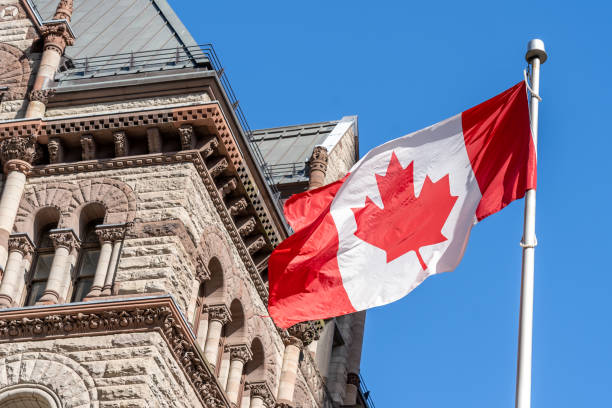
[48, 229, 79, 251]
[206, 304, 231, 325]
[247, 381, 276, 407]
[95, 224, 126, 244]
[225, 343, 253, 363]
[0, 135, 36, 172]
[0, 297, 231, 408]
[8, 233, 34, 257]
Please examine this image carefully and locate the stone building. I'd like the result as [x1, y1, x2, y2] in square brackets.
[0, 0, 370, 407]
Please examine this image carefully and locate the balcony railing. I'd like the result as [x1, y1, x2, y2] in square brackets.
[57, 44, 286, 222]
[359, 373, 376, 408]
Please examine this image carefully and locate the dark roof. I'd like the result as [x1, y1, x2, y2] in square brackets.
[31, 0, 198, 59]
[253, 121, 340, 185]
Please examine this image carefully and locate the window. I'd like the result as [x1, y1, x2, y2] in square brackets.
[71, 219, 101, 302]
[25, 225, 56, 306]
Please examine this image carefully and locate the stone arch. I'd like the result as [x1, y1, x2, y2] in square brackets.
[75, 178, 136, 225]
[246, 317, 280, 388]
[198, 225, 236, 305]
[0, 43, 31, 101]
[0, 351, 97, 407]
[226, 298, 247, 343]
[245, 337, 266, 383]
[14, 182, 79, 237]
[0, 384, 61, 408]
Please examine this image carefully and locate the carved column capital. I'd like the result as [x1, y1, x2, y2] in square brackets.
[286, 320, 323, 347]
[225, 343, 253, 363]
[29, 89, 56, 105]
[281, 333, 302, 348]
[309, 146, 328, 172]
[206, 304, 231, 325]
[0, 135, 36, 173]
[8, 234, 34, 257]
[274, 401, 295, 408]
[95, 224, 126, 244]
[48, 229, 79, 252]
[53, 0, 74, 21]
[248, 381, 275, 407]
[40, 22, 74, 53]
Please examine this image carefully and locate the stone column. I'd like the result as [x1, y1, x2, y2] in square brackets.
[277, 336, 302, 404]
[248, 382, 274, 408]
[203, 304, 231, 367]
[87, 225, 124, 297]
[0, 136, 36, 272]
[25, 0, 74, 118]
[0, 234, 34, 308]
[101, 226, 126, 296]
[36, 229, 79, 304]
[225, 344, 253, 404]
[276, 321, 323, 405]
[307, 146, 328, 190]
[13, 257, 31, 307]
[344, 311, 367, 405]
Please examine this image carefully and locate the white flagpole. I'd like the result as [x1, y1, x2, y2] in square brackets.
[515, 39, 547, 408]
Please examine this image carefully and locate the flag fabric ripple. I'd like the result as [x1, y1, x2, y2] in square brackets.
[268, 82, 536, 328]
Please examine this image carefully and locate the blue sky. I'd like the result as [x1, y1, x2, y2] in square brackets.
[171, 1, 612, 406]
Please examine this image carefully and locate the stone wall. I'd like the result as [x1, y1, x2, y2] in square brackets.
[0, 331, 202, 407]
[324, 124, 357, 185]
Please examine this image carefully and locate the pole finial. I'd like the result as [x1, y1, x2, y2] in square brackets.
[525, 39, 547, 64]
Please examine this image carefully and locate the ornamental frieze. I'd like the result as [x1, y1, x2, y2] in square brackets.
[0, 297, 230, 408]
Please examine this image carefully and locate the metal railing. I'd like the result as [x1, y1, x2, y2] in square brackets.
[359, 373, 376, 408]
[57, 44, 285, 216]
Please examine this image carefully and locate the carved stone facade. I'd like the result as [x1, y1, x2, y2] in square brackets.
[0, 1, 366, 407]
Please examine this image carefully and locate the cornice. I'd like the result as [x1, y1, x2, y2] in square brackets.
[0, 296, 231, 408]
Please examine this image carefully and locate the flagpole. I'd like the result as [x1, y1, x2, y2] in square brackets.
[515, 39, 547, 408]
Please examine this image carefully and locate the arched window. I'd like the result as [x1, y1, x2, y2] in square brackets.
[71, 218, 102, 302]
[0, 384, 61, 408]
[25, 223, 56, 306]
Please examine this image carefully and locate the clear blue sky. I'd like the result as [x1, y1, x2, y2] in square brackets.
[170, 1, 612, 406]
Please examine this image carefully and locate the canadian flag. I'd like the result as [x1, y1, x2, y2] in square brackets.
[268, 82, 536, 328]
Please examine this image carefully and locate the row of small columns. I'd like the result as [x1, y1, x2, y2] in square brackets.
[0, 224, 125, 308]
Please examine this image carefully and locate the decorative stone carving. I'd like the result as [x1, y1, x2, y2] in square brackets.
[53, 0, 73, 21]
[236, 216, 256, 237]
[200, 135, 218, 158]
[147, 127, 162, 153]
[80, 134, 96, 160]
[113, 131, 129, 157]
[95, 225, 125, 244]
[248, 382, 275, 407]
[246, 235, 266, 255]
[274, 402, 295, 408]
[286, 320, 323, 347]
[0, 44, 31, 101]
[346, 372, 361, 386]
[207, 304, 231, 325]
[47, 137, 64, 163]
[0, 301, 228, 408]
[218, 177, 237, 198]
[226, 196, 248, 216]
[179, 124, 196, 150]
[0, 6, 19, 20]
[40, 22, 75, 53]
[8, 234, 34, 257]
[207, 157, 228, 178]
[195, 255, 211, 282]
[0, 135, 36, 171]
[225, 344, 253, 363]
[48, 229, 79, 251]
[309, 146, 328, 172]
[29, 89, 56, 105]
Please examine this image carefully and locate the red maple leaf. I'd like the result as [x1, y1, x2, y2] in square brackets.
[351, 152, 458, 270]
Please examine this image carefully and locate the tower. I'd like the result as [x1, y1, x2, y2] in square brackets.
[0, 1, 369, 407]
